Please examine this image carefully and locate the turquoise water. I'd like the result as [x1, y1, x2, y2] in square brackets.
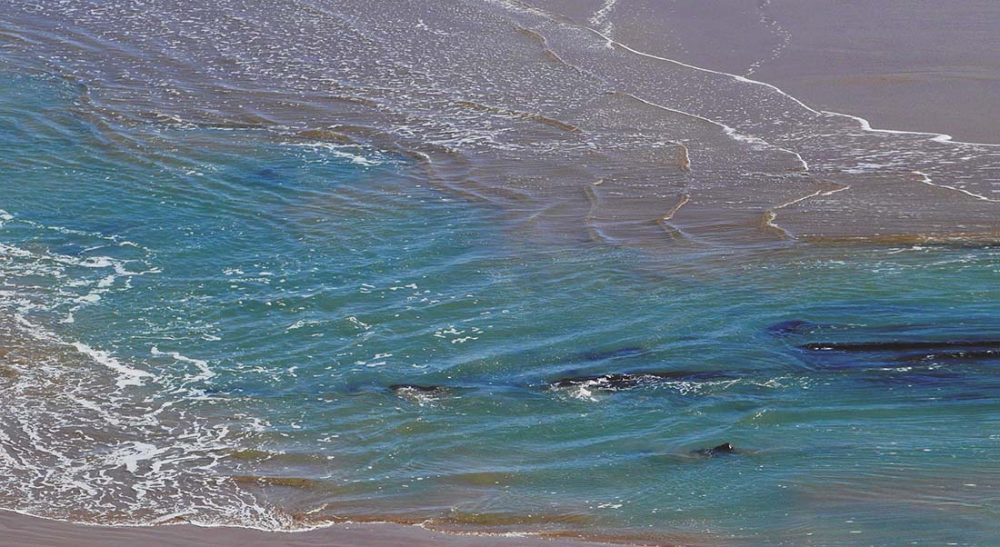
[1, 71, 998, 544]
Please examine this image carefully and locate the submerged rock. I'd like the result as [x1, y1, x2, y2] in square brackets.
[801, 339, 1000, 353]
[693, 442, 737, 457]
[389, 384, 450, 404]
[801, 339, 1000, 370]
[893, 348, 1000, 363]
[227, 448, 273, 461]
[549, 371, 732, 392]
[294, 128, 353, 143]
[231, 475, 320, 489]
[255, 167, 281, 180]
[389, 383, 448, 394]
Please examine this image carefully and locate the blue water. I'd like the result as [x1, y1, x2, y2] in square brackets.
[1, 70, 998, 544]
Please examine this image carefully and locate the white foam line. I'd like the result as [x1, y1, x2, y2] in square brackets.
[623, 93, 809, 171]
[282, 141, 382, 166]
[108, 441, 166, 474]
[620, 93, 738, 136]
[774, 183, 850, 210]
[765, 183, 851, 239]
[151, 347, 215, 383]
[572, 18, 1000, 147]
[67, 395, 122, 426]
[823, 110, 1000, 147]
[912, 170, 999, 202]
[580, 27, 821, 116]
[10, 314, 150, 390]
[71, 342, 153, 389]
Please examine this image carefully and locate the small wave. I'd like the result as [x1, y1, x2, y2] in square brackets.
[71, 342, 152, 389]
[283, 141, 383, 166]
[912, 170, 998, 203]
[150, 346, 215, 384]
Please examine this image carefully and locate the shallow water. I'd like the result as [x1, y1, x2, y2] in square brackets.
[3, 0, 998, 244]
[1, 1, 998, 544]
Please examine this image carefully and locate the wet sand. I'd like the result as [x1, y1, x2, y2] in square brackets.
[0, 510, 601, 547]
[3, 0, 997, 245]
[544, 0, 1000, 143]
[753, 0, 1000, 144]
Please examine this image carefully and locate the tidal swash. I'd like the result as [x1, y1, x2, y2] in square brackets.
[0, 0, 997, 544]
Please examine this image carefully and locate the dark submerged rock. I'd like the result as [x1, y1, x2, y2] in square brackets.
[389, 383, 450, 404]
[255, 167, 281, 180]
[389, 384, 447, 393]
[227, 448, 273, 461]
[549, 371, 733, 391]
[798, 336, 1000, 374]
[801, 340, 1000, 353]
[694, 442, 737, 457]
[893, 348, 1000, 363]
[343, 382, 365, 394]
[231, 475, 320, 489]
[295, 128, 353, 143]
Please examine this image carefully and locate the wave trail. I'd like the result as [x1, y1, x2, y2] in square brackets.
[588, 0, 617, 37]
[912, 171, 999, 203]
[614, 92, 809, 172]
[761, 181, 851, 239]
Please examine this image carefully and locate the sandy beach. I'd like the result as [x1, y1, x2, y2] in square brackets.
[0, 511, 605, 547]
[548, 0, 1000, 143]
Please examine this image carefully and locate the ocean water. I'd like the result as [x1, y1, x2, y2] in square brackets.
[0, 1, 998, 544]
[2, 70, 998, 544]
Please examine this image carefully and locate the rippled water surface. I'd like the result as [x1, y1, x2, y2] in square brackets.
[1, 1, 998, 544]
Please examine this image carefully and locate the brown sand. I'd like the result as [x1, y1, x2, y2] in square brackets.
[541, 0, 1000, 143]
[0, 510, 602, 547]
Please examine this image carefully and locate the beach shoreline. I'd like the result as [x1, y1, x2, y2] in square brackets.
[0, 0, 998, 543]
[544, 0, 1000, 144]
[0, 510, 610, 547]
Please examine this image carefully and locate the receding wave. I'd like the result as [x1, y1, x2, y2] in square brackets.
[2, 0, 994, 246]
